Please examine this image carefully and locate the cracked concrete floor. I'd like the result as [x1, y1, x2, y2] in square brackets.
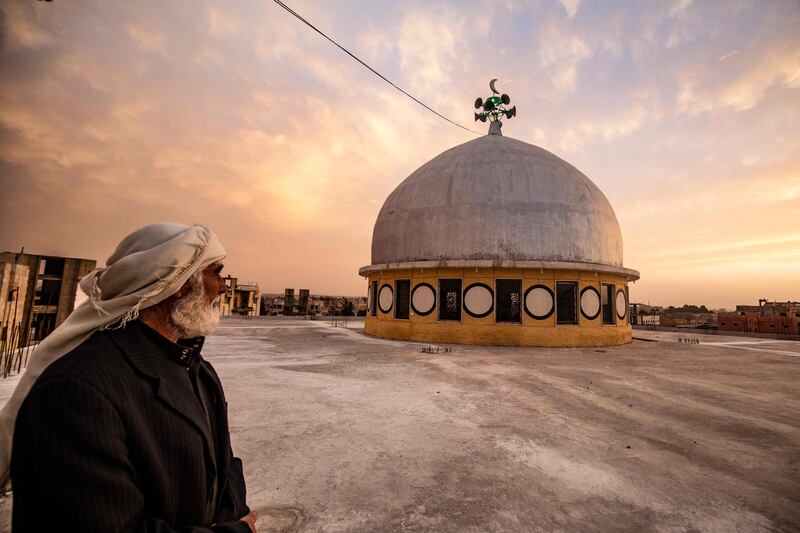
[2, 318, 799, 532]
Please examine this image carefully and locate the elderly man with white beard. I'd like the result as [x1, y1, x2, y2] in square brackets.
[0, 223, 257, 532]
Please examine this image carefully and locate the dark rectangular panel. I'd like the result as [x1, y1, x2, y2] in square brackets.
[438, 279, 462, 321]
[298, 289, 310, 315]
[556, 281, 578, 325]
[496, 279, 522, 323]
[602, 283, 615, 325]
[35, 279, 61, 306]
[395, 279, 410, 319]
[370, 281, 378, 317]
[283, 288, 294, 316]
[43, 257, 65, 276]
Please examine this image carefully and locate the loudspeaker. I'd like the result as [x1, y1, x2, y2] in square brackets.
[501, 94, 510, 105]
[474, 98, 483, 109]
[505, 106, 516, 118]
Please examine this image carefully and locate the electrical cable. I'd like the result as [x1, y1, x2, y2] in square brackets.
[271, 0, 481, 135]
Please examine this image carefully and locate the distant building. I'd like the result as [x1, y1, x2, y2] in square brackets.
[260, 291, 367, 317]
[283, 288, 295, 316]
[629, 303, 664, 325]
[659, 311, 716, 328]
[718, 300, 800, 336]
[631, 304, 715, 329]
[220, 276, 260, 317]
[321, 295, 367, 316]
[0, 251, 96, 350]
[261, 294, 287, 316]
[298, 289, 310, 315]
[261, 293, 303, 316]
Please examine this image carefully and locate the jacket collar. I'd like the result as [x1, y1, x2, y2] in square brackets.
[137, 321, 206, 369]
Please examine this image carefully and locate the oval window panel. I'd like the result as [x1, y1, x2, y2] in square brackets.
[616, 290, 627, 319]
[580, 287, 601, 320]
[378, 284, 393, 314]
[411, 283, 435, 316]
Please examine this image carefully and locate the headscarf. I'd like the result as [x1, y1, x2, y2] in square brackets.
[0, 222, 226, 486]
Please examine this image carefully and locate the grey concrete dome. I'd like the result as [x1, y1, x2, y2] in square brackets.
[370, 134, 625, 268]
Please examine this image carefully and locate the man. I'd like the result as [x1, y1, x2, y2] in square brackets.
[0, 223, 257, 532]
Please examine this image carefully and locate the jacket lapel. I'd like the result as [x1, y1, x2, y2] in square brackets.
[153, 356, 217, 469]
[108, 324, 217, 474]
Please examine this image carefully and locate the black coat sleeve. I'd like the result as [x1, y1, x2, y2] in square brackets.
[11, 377, 250, 533]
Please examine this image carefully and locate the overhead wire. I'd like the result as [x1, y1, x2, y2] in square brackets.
[271, 0, 481, 135]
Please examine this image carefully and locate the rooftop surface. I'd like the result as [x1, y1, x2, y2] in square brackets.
[1, 319, 799, 532]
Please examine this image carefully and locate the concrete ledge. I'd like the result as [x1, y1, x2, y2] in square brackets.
[359, 260, 640, 281]
[633, 324, 800, 341]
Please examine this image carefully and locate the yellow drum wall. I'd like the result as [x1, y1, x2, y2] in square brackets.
[365, 268, 631, 347]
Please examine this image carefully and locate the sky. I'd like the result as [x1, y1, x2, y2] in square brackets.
[0, 0, 798, 309]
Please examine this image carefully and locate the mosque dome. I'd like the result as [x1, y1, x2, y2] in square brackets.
[360, 83, 638, 347]
[371, 134, 624, 268]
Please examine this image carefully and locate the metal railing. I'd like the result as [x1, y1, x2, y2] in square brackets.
[1, 323, 38, 378]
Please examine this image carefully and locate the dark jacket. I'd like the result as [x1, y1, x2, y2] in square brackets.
[10, 321, 250, 532]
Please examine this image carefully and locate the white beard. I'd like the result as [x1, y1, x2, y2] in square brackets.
[170, 272, 220, 338]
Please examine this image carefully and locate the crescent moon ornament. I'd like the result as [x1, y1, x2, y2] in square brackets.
[489, 78, 499, 94]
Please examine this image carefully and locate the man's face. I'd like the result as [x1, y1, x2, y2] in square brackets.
[169, 262, 226, 338]
[201, 262, 227, 303]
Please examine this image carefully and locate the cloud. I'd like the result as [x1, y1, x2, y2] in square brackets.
[548, 103, 657, 153]
[397, 7, 465, 96]
[1, 2, 52, 50]
[668, 0, 692, 17]
[206, 6, 244, 38]
[558, 0, 581, 18]
[677, 58, 800, 113]
[124, 24, 165, 53]
[538, 30, 592, 94]
[677, 26, 800, 114]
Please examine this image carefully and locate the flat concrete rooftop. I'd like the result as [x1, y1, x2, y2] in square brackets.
[1, 318, 799, 532]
